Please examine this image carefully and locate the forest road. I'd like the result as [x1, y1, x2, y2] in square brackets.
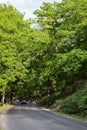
[1, 104, 87, 130]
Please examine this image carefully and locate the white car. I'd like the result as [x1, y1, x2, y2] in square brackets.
[13, 99, 20, 104]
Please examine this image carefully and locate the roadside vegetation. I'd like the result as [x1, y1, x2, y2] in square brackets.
[51, 85, 87, 120]
[0, 0, 87, 119]
[60, 87, 87, 116]
[0, 103, 10, 113]
[0, 104, 4, 113]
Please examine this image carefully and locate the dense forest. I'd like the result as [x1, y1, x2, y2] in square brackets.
[0, 0, 87, 117]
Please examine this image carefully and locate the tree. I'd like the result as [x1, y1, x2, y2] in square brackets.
[0, 0, 87, 106]
[33, 0, 87, 101]
[0, 4, 31, 104]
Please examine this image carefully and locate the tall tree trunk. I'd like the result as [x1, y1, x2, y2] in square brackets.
[2, 92, 5, 106]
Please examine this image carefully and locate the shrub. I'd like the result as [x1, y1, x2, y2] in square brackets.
[39, 95, 56, 106]
[60, 90, 83, 114]
[60, 86, 87, 118]
[78, 88, 87, 117]
[60, 96, 79, 114]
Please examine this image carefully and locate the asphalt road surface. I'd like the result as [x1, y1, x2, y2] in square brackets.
[1, 104, 87, 130]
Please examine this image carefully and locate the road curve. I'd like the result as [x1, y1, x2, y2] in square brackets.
[1, 104, 87, 130]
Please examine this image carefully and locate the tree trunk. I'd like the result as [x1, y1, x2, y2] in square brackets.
[2, 92, 5, 106]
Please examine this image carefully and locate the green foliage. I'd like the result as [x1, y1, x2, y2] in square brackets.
[60, 86, 87, 117]
[78, 88, 87, 117]
[60, 91, 82, 114]
[0, 4, 32, 103]
[0, 0, 87, 113]
[32, 0, 87, 101]
[39, 95, 56, 107]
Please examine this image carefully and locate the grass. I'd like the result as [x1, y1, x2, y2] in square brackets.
[0, 104, 10, 113]
[0, 105, 4, 113]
